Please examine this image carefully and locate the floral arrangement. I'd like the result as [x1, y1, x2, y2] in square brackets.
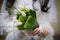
[13, 7, 39, 30]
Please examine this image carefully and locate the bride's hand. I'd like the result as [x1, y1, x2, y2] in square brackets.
[24, 27, 49, 37]
[38, 27, 49, 37]
[23, 28, 39, 36]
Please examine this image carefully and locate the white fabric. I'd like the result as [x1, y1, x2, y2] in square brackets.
[4, 0, 56, 40]
[48, 0, 57, 23]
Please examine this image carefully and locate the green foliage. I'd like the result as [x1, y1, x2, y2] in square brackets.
[19, 15, 27, 23]
[17, 24, 25, 30]
[21, 7, 27, 12]
[24, 16, 38, 30]
[29, 9, 36, 18]
[15, 8, 39, 30]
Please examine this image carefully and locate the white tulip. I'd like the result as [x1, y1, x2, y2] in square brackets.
[14, 20, 22, 27]
[13, 16, 22, 26]
[21, 11, 26, 17]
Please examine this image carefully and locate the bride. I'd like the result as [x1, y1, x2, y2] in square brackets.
[4, 0, 56, 40]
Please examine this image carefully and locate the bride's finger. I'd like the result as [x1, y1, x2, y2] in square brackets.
[23, 30, 29, 34]
[32, 29, 39, 36]
[38, 31, 45, 37]
[33, 28, 39, 33]
[43, 27, 49, 36]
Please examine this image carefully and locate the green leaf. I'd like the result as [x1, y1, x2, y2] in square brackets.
[29, 9, 36, 18]
[24, 16, 37, 30]
[16, 14, 20, 19]
[17, 25, 25, 30]
[19, 15, 27, 23]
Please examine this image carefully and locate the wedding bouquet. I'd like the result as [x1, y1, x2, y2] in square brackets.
[13, 7, 39, 30]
